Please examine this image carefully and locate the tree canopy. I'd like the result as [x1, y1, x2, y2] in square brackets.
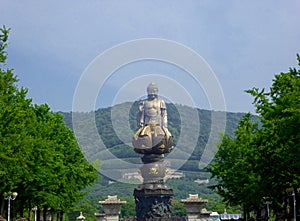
[0, 26, 98, 221]
[207, 55, 300, 220]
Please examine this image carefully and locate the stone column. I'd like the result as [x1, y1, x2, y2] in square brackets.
[133, 154, 173, 221]
[181, 194, 211, 221]
[98, 195, 126, 221]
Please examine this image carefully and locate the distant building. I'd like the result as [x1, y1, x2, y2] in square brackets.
[194, 179, 209, 185]
[165, 169, 185, 180]
[122, 169, 184, 181]
[122, 172, 143, 182]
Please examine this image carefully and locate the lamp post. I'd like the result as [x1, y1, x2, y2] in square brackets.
[32, 206, 37, 221]
[4, 191, 18, 221]
[292, 190, 296, 221]
[263, 197, 272, 221]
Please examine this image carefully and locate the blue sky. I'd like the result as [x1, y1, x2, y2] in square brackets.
[1, 0, 300, 113]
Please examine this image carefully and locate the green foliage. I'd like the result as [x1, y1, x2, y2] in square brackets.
[120, 199, 136, 218]
[205, 195, 241, 214]
[207, 114, 261, 211]
[86, 180, 136, 199]
[0, 27, 98, 220]
[0, 25, 10, 63]
[171, 200, 186, 216]
[208, 55, 300, 218]
[67, 198, 100, 221]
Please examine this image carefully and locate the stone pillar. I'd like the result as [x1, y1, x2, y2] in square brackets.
[133, 154, 173, 221]
[98, 195, 126, 221]
[180, 194, 211, 221]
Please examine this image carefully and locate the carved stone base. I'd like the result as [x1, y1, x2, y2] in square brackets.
[134, 183, 173, 221]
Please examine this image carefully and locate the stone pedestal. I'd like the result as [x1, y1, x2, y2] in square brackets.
[134, 183, 173, 220]
[181, 194, 211, 221]
[133, 155, 174, 221]
[96, 195, 126, 221]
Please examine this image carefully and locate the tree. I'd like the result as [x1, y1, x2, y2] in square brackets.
[0, 26, 98, 221]
[207, 55, 300, 220]
[0, 25, 36, 215]
[207, 114, 262, 218]
[246, 56, 300, 219]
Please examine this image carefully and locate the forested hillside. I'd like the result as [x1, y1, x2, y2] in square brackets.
[62, 102, 245, 173]
[62, 103, 243, 184]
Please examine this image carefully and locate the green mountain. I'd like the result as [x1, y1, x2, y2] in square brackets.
[61, 102, 247, 214]
[62, 102, 245, 174]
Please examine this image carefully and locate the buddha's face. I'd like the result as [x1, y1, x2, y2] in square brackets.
[147, 87, 158, 100]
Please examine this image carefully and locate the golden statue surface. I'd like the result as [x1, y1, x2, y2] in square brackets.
[132, 83, 173, 155]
